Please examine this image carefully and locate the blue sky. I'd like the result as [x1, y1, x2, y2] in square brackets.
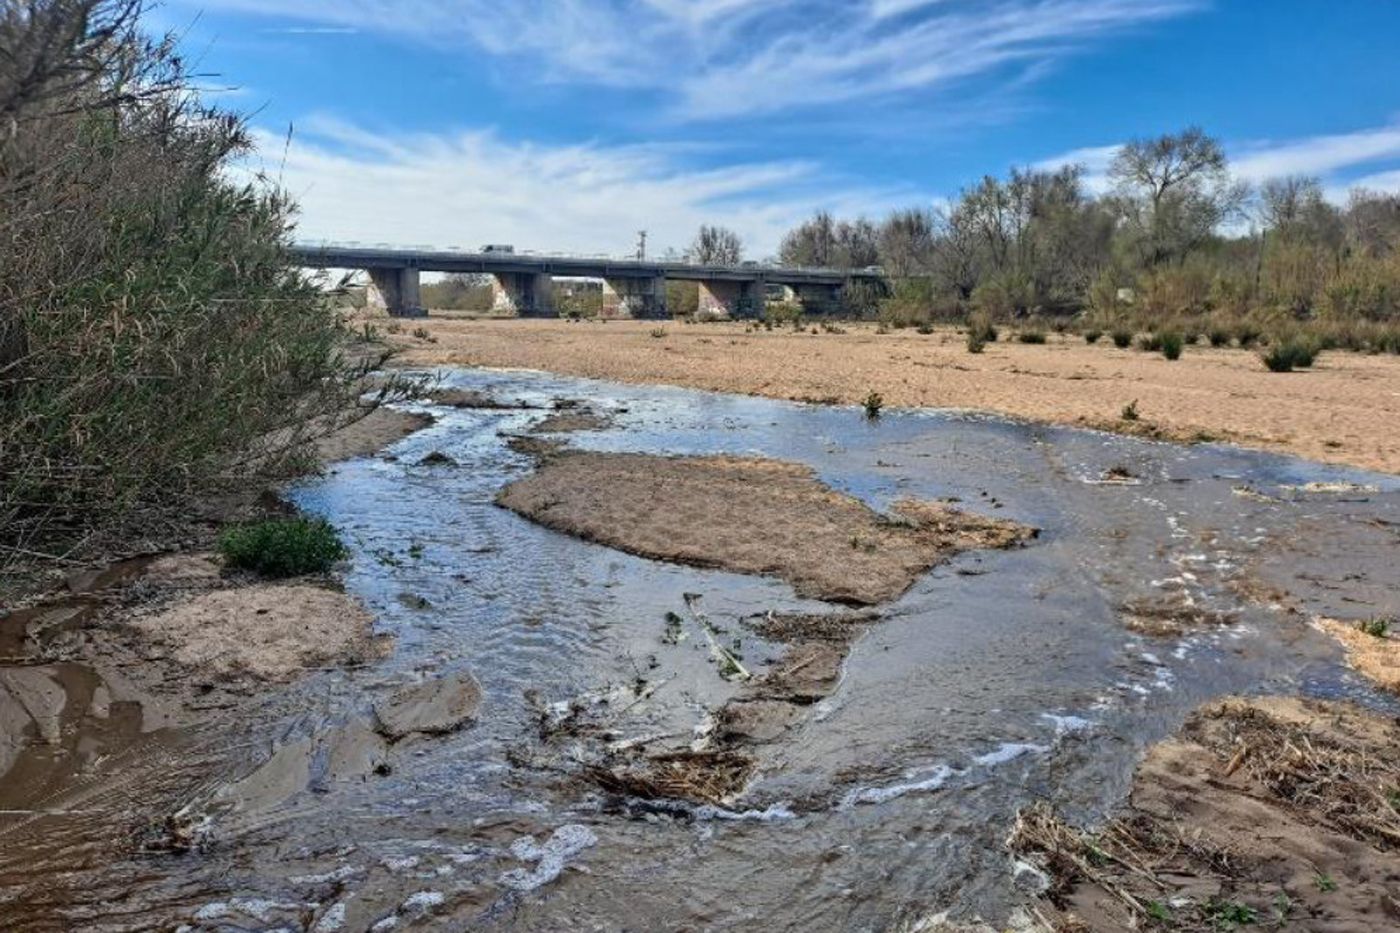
[156, 0, 1400, 257]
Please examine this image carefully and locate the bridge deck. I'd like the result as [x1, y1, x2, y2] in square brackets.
[288, 244, 880, 285]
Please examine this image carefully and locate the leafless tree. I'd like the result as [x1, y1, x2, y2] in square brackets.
[1109, 126, 1248, 266]
[688, 224, 743, 265]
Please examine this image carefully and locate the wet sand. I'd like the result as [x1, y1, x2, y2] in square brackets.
[496, 450, 1034, 604]
[386, 318, 1400, 474]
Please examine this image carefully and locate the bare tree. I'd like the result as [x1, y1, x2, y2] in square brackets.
[1109, 127, 1248, 266]
[878, 207, 937, 277]
[689, 224, 743, 265]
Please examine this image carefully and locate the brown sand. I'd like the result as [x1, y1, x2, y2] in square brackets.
[1316, 617, 1400, 693]
[1012, 696, 1400, 931]
[313, 407, 434, 462]
[132, 583, 382, 681]
[387, 318, 1400, 473]
[496, 451, 1034, 604]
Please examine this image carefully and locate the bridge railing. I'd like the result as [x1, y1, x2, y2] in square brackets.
[289, 240, 884, 277]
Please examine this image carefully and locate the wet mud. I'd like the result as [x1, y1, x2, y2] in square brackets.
[3, 366, 1400, 931]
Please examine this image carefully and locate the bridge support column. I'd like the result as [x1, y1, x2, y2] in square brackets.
[602, 276, 668, 320]
[792, 283, 841, 315]
[697, 279, 765, 320]
[492, 272, 554, 318]
[366, 267, 426, 318]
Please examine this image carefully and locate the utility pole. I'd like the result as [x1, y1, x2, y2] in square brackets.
[636, 230, 647, 261]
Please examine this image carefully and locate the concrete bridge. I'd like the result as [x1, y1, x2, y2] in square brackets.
[288, 243, 884, 319]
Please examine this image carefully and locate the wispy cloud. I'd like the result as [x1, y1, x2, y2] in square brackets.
[183, 0, 1202, 119]
[245, 118, 917, 256]
[1036, 123, 1400, 198]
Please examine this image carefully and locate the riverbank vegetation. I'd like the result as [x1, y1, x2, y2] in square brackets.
[782, 129, 1400, 356]
[0, 0, 376, 583]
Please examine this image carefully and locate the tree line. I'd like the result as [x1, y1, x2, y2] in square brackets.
[696, 128, 1400, 329]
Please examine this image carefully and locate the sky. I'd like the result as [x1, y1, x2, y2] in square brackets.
[154, 0, 1400, 258]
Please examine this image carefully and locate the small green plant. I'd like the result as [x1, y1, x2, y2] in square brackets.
[1204, 898, 1257, 929]
[1358, 616, 1392, 638]
[1314, 873, 1337, 892]
[218, 517, 348, 578]
[1121, 399, 1140, 421]
[1017, 329, 1047, 344]
[967, 330, 987, 353]
[412, 326, 432, 340]
[1208, 326, 1231, 348]
[1111, 328, 1133, 349]
[1261, 338, 1317, 373]
[650, 327, 668, 338]
[1084, 329, 1103, 344]
[916, 323, 934, 335]
[1146, 900, 1172, 923]
[863, 391, 884, 419]
[1159, 330, 1184, 361]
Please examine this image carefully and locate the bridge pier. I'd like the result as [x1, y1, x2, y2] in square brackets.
[790, 282, 842, 314]
[696, 278, 766, 320]
[602, 276, 668, 319]
[492, 272, 554, 318]
[366, 267, 426, 318]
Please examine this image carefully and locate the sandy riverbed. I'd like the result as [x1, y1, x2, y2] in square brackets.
[385, 318, 1400, 474]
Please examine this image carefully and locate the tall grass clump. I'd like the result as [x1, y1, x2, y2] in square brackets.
[1261, 336, 1318, 372]
[218, 517, 348, 577]
[1, 1, 380, 573]
[1158, 331, 1184, 360]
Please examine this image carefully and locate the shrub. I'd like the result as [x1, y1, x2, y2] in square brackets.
[1111, 329, 1133, 349]
[967, 331, 987, 353]
[1261, 337, 1317, 372]
[1017, 329, 1047, 344]
[967, 311, 998, 344]
[218, 517, 348, 577]
[915, 323, 934, 335]
[1137, 333, 1162, 352]
[1121, 399, 1140, 421]
[1083, 329, 1103, 344]
[863, 391, 884, 418]
[1207, 326, 1232, 348]
[1159, 331, 1184, 361]
[1, 2, 380, 569]
[1235, 322, 1263, 348]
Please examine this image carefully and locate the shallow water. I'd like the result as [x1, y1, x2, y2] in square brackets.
[3, 366, 1399, 931]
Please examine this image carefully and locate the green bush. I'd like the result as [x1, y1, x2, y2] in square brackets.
[1159, 331, 1184, 360]
[1083, 329, 1103, 344]
[1261, 337, 1318, 372]
[1207, 327, 1232, 347]
[219, 517, 348, 577]
[1111, 329, 1133, 349]
[1137, 333, 1162, 352]
[1016, 329, 1047, 344]
[967, 311, 998, 344]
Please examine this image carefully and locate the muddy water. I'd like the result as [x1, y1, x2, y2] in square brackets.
[3, 367, 1400, 931]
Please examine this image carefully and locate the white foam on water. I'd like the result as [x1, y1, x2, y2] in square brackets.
[1041, 713, 1094, 736]
[972, 742, 1048, 767]
[838, 764, 955, 809]
[499, 824, 598, 892]
[693, 801, 797, 822]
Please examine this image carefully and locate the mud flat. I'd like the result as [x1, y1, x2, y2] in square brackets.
[384, 317, 1400, 473]
[496, 450, 1034, 604]
[1011, 696, 1400, 931]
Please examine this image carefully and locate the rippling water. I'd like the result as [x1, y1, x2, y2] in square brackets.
[4, 366, 1399, 931]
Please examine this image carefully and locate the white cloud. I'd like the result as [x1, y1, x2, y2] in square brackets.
[1034, 123, 1400, 200]
[246, 118, 916, 256]
[181, 0, 1202, 119]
